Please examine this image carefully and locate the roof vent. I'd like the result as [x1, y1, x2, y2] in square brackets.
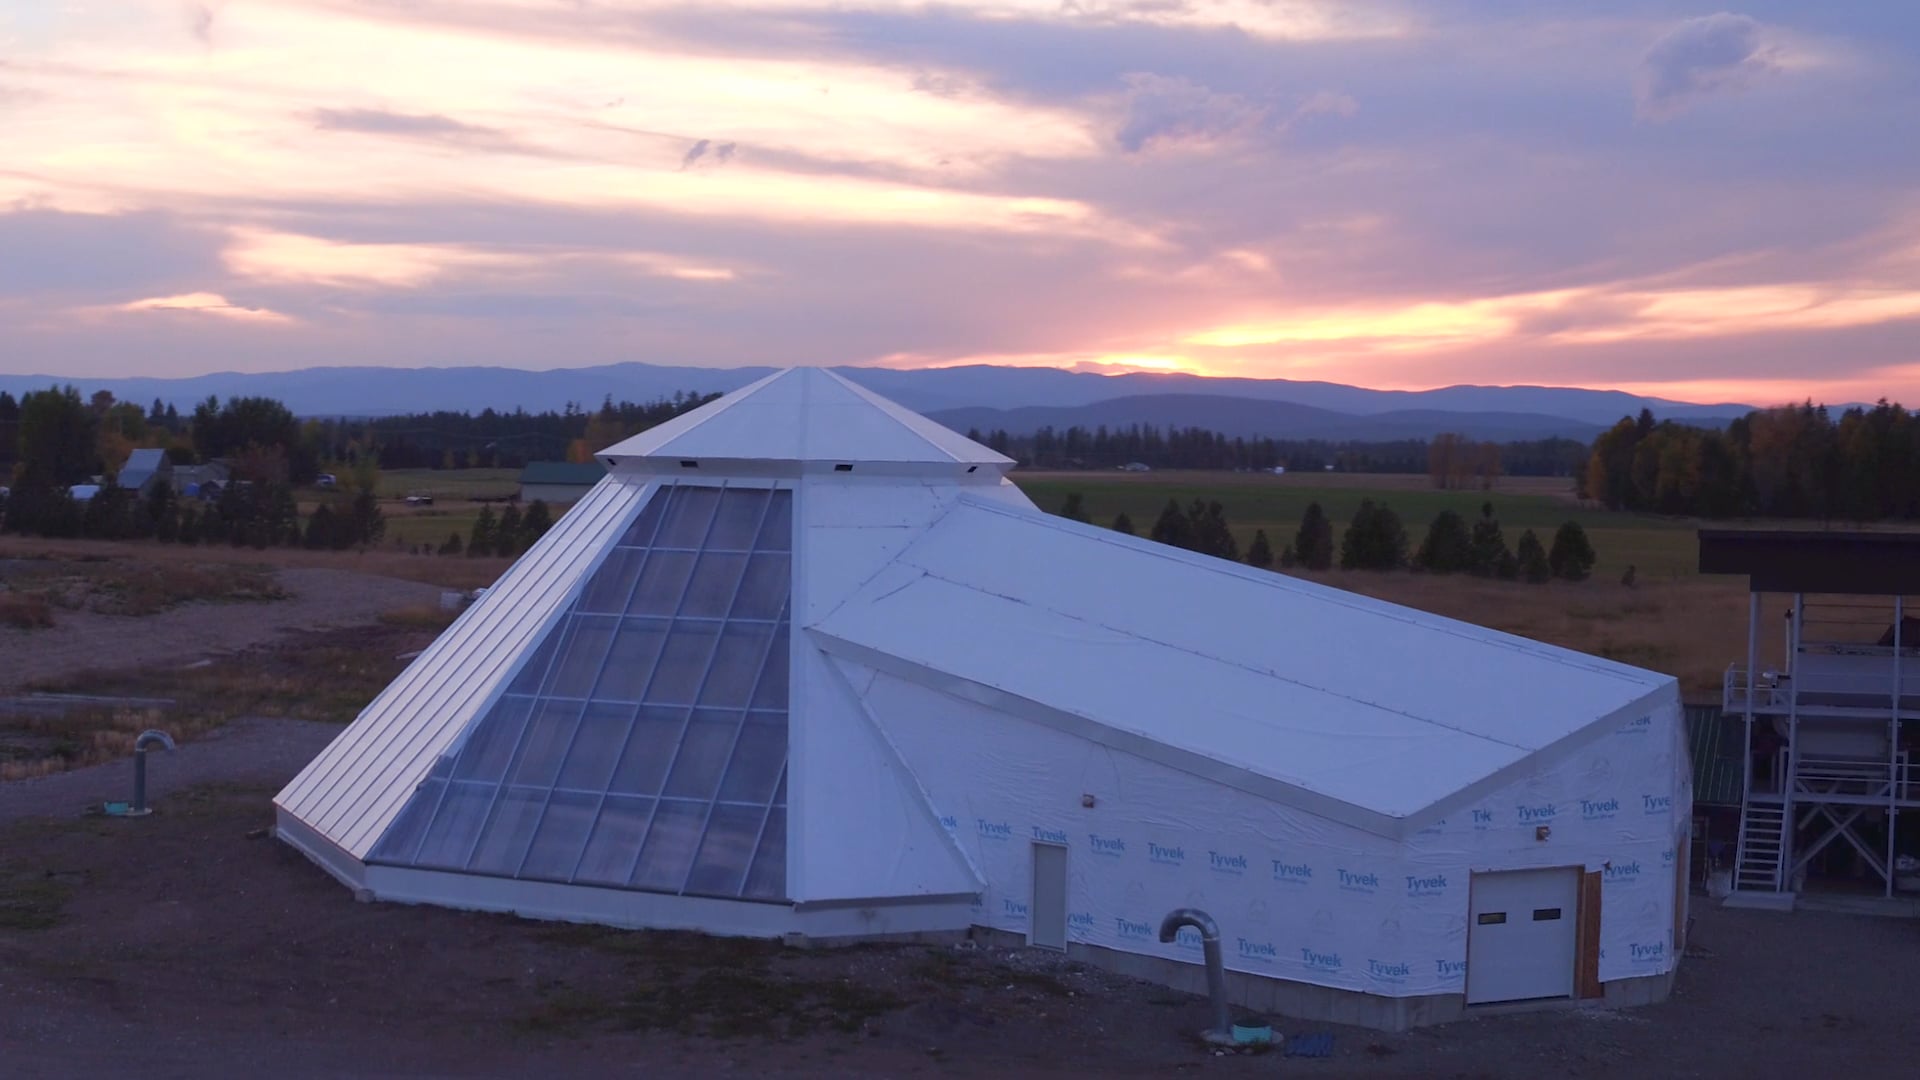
[680, 460, 699, 469]
[603, 458, 615, 468]
[966, 465, 978, 474]
[833, 463, 853, 472]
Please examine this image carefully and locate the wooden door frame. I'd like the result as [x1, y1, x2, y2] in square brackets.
[1575, 869, 1603, 999]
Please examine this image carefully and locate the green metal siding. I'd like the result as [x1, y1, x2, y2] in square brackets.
[1685, 704, 1743, 806]
[518, 461, 608, 486]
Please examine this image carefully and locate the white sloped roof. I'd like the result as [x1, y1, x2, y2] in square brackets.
[601, 367, 1011, 470]
[808, 498, 1674, 838]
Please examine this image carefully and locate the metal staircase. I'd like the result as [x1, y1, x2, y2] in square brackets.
[1732, 801, 1791, 905]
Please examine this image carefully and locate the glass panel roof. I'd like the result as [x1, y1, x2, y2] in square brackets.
[369, 484, 791, 902]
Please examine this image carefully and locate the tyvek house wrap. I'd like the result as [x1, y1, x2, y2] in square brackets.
[810, 497, 1672, 835]
[839, 658, 1686, 996]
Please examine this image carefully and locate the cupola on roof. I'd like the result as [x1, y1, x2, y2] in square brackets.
[599, 367, 1013, 475]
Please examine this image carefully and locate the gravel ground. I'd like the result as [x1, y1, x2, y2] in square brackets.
[0, 716, 338, 824]
[3, 741, 1919, 1079]
[0, 567, 444, 693]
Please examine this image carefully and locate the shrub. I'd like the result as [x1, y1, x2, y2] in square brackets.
[1414, 510, 1473, 573]
[1293, 502, 1334, 571]
[1469, 502, 1512, 578]
[0, 591, 54, 629]
[1516, 529, 1551, 583]
[1246, 529, 1274, 569]
[1549, 521, 1597, 581]
[1339, 499, 1407, 571]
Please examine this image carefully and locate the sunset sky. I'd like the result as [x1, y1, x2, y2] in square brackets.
[3, 2, 1918, 404]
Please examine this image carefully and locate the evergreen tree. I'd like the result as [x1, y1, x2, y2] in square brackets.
[521, 500, 554, 547]
[176, 503, 201, 545]
[1059, 492, 1091, 523]
[469, 505, 497, 557]
[348, 490, 385, 548]
[1468, 502, 1511, 578]
[1548, 521, 1597, 581]
[1279, 544, 1297, 569]
[17, 385, 99, 487]
[495, 503, 524, 557]
[1293, 502, 1335, 570]
[1516, 529, 1551, 583]
[1246, 529, 1274, 569]
[1149, 498, 1194, 550]
[154, 495, 180, 543]
[1339, 499, 1408, 570]
[0, 391, 20, 470]
[1111, 511, 1135, 536]
[1414, 509, 1474, 573]
[1495, 548, 1519, 581]
[266, 483, 301, 547]
[305, 504, 337, 550]
[439, 531, 464, 556]
[1186, 499, 1238, 560]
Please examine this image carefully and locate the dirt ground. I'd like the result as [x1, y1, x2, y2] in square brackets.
[0, 564, 445, 694]
[3, 734, 1920, 1079]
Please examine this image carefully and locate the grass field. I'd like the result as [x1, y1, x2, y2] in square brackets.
[376, 468, 520, 500]
[13, 467, 1839, 698]
[1012, 470, 1694, 579]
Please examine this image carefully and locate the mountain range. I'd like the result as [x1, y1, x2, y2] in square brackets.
[0, 361, 1762, 442]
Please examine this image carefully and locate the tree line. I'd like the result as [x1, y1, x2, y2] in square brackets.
[1580, 401, 1920, 520]
[0, 383, 718, 555]
[975, 423, 1588, 477]
[0, 387, 722, 485]
[1054, 492, 1598, 583]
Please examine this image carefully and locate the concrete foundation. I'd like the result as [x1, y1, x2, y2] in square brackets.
[975, 928, 1675, 1033]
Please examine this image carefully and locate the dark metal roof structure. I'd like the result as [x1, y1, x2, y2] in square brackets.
[1684, 703, 1742, 807]
[1697, 529, 1920, 595]
[518, 460, 608, 487]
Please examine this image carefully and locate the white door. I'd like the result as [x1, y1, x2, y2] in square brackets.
[1466, 867, 1580, 1004]
[1030, 843, 1068, 950]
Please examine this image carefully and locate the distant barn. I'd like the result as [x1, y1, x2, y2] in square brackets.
[117, 448, 173, 497]
[517, 460, 607, 504]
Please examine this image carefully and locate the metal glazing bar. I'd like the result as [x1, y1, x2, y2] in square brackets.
[508, 511, 671, 880]
[736, 761, 787, 899]
[562, 484, 715, 886]
[558, 484, 774, 888]
[396, 614, 574, 867]
[681, 590, 790, 897]
[612, 481, 732, 889]
[670, 488, 780, 895]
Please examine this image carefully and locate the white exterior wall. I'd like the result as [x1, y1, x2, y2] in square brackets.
[841, 660, 1687, 999]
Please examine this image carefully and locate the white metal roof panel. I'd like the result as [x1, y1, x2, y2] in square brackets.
[601, 367, 1011, 468]
[808, 498, 1673, 831]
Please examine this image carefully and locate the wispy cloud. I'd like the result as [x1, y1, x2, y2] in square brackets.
[0, 1, 1916, 402]
[113, 291, 291, 323]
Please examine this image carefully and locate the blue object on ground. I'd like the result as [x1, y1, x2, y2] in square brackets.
[1286, 1032, 1335, 1058]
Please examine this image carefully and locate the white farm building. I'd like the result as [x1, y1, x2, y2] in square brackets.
[275, 368, 1690, 1030]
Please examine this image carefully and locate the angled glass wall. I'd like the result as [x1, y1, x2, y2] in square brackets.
[370, 483, 792, 902]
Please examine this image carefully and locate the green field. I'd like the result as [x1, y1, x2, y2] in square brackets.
[1010, 471, 1696, 579]
[376, 468, 520, 500]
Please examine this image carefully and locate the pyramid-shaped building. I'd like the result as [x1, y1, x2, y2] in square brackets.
[276, 368, 1690, 1030]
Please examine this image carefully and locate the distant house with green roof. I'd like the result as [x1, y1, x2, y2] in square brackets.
[518, 460, 606, 504]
